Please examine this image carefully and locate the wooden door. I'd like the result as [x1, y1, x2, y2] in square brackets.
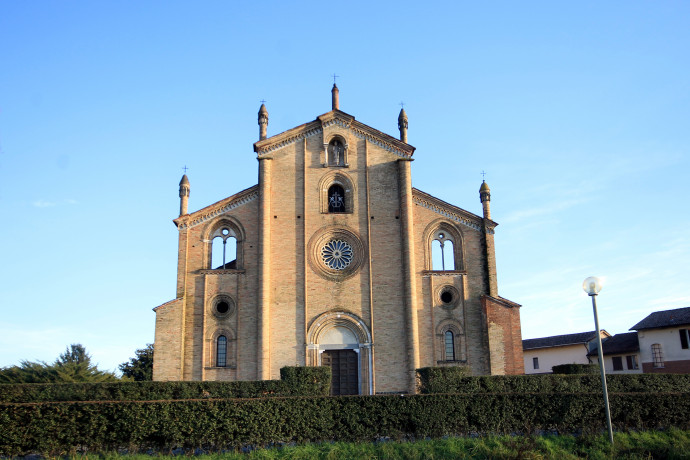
[322, 349, 359, 395]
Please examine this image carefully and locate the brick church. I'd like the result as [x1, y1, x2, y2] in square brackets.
[153, 85, 524, 394]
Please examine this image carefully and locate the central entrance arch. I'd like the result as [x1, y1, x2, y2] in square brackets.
[306, 311, 373, 395]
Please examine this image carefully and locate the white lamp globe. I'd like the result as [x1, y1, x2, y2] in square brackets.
[583, 276, 603, 295]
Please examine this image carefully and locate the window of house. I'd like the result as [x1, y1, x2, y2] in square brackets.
[328, 184, 346, 213]
[680, 329, 690, 349]
[612, 356, 623, 371]
[444, 331, 455, 361]
[626, 355, 639, 370]
[211, 228, 237, 269]
[216, 335, 227, 367]
[533, 357, 539, 370]
[431, 231, 456, 271]
[651, 343, 664, 368]
[328, 139, 346, 166]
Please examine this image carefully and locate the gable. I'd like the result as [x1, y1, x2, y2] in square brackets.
[253, 109, 415, 161]
[174, 184, 259, 230]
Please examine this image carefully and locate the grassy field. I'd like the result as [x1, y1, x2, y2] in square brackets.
[83, 429, 690, 459]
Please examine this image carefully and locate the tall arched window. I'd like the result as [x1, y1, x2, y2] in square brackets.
[431, 231, 455, 271]
[328, 184, 346, 213]
[444, 331, 455, 361]
[216, 335, 227, 367]
[211, 228, 237, 269]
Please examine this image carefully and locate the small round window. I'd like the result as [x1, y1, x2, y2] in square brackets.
[212, 296, 235, 318]
[437, 285, 460, 309]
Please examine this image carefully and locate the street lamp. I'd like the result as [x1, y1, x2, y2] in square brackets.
[583, 276, 614, 444]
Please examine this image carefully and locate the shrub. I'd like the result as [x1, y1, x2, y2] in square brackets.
[416, 370, 690, 395]
[2, 392, 690, 456]
[552, 364, 598, 374]
[0, 366, 331, 403]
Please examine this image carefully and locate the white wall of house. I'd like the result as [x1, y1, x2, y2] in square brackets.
[637, 327, 690, 369]
[523, 344, 591, 374]
[589, 353, 642, 374]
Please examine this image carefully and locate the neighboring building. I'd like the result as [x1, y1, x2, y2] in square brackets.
[152, 85, 524, 394]
[522, 330, 610, 374]
[630, 306, 690, 373]
[587, 332, 641, 374]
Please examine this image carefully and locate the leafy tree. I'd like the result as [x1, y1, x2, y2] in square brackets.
[0, 344, 118, 384]
[119, 343, 154, 381]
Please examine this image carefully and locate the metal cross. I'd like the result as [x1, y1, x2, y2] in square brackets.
[260, 99, 266, 105]
[332, 73, 339, 84]
[481, 170, 486, 180]
[400, 101, 405, 109]
[182, 165, 189, 174]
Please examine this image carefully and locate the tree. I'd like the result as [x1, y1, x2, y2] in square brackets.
[52, 344, 119, 383]
[119, 343, 154, 381]
[0, 344, 118, 384]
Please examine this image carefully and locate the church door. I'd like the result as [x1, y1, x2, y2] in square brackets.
[322, 349, 359, 395]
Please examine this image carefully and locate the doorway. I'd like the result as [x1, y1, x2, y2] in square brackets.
[322, 349, 359, 395]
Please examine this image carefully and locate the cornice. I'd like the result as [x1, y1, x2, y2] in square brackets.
[483, 294, 522, 309]
[255, 121, 322, 158]
[175, 185, 259, 230]
[253, 110, 415, 160]
[412, 189, 490, 233]
[153, 298, 180, 312]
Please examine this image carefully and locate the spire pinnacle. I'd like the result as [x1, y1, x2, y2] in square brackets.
[398, 105, 408, 143]
[331, 83, 339, 110]
[258, 102, 269, 140]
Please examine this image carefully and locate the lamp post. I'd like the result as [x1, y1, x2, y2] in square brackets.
[583, 276, 614, 444]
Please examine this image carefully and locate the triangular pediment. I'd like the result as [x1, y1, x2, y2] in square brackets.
[174, 184, 259, 230]
[253, 109, 415, 159]
[412, 188, 496, 233]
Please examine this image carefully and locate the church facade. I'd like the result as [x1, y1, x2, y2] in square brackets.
[153, 86, 524, 394]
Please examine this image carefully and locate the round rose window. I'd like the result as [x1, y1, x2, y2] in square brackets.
[321, 240, 353, 270]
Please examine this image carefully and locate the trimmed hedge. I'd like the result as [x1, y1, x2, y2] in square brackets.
[2, 392, 690, 456]
[0, 366, 331, 403]
[552, 364, 598, 374]
[417, 368, 690, 394]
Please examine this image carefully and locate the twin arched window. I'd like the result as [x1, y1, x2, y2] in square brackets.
[210, 226, 239, 269]
[430, 228, 461, 271]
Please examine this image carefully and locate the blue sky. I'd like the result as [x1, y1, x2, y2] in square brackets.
[1, 1, 688, 372]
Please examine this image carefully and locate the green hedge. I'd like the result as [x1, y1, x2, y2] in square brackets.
[417, 368, 690, 394]
[0, 366, 331, 403]
[552, 364, 598, 374]
[2, 392, 690, 456]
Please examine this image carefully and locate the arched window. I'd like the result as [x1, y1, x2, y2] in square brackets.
[328, 139, 346, 166]
[216, 335, 227, 367]
[211, 227, 237, 269]
[444, 331, 455, 361]
[431, 230, 456, 271]
[328, 184, 346, 213]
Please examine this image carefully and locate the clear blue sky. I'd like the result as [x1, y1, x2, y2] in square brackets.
[1, 1, 688, 372]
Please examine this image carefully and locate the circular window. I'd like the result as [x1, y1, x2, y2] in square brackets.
[212, 296, 235, 318]
[308, 227, 365, 281]
[321, 240, 353, 270]
[221, 228, 230, 236]
[440, 290, 454, 304]
[436, 285, 460, 309]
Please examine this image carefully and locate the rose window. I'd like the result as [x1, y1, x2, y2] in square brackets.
[321, 240, 353, 270]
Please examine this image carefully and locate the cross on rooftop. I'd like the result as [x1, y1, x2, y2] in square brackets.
[260, 99, 266, 104]
[332, 73, 339, 84]
[182, 165, 189, 174]
[400, 101, 405, 109]
[481, 170, 486, 180]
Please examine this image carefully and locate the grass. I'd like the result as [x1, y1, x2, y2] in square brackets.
[77, 429, 690, 459]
